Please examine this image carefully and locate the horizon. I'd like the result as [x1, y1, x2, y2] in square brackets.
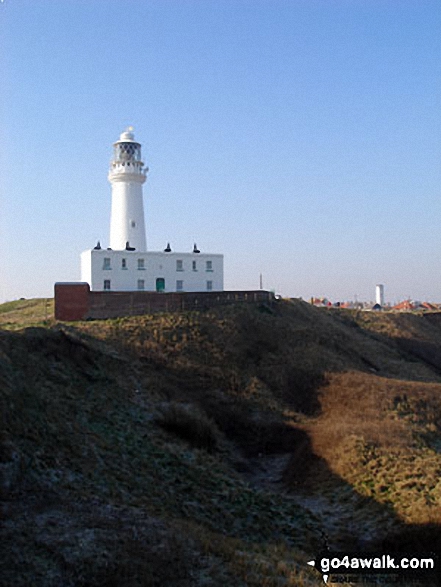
[1, 1, 440, 304]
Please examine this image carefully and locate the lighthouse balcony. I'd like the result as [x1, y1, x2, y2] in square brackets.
[108, 166, 147, 183]
[110, 161, 145, 172]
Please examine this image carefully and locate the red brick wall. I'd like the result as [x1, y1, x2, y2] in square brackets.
[54, 283, 90, 321]
[54, 284, 274, 321]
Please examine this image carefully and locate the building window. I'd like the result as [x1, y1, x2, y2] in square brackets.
[176, 260, 183, 271]
[137, 279, 145, 290]
[192, 260, 197, 271]
[206, 280, 213, 291]
[104, 279, 111, 290]
[103, 257, 111, 270]
[206, 260, 213, 272]
[131, 220, 136, 228]
[138, 258, 145, 270]
[176, 280, 184, 291]
[122, 258, 127, 269]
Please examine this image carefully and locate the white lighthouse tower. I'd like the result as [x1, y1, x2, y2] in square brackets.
[80, 128, 223, 293]
[109, 127, 148, 251]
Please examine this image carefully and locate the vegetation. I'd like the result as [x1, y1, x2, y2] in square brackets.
[1, 299, 441, 586]
[0, 298, 54, 330]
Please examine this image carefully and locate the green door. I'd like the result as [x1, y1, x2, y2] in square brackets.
[156, 278, 165, 292]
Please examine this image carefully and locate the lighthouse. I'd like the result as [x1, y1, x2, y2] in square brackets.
[80, 128, 223, 293]
[109, 127, 148, 251]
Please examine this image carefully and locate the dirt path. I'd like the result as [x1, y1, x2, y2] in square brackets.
[245, 452, 396, 551]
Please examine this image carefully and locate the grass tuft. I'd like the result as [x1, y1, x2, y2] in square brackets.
[155, 401, 221, 452]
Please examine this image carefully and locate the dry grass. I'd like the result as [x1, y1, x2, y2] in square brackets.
[312, 372, 413, 451]
[0, 298, 54, 330]
[2, 299, 441, 585]
[0, 314, 323, 585]
[307, 371, 441, 524]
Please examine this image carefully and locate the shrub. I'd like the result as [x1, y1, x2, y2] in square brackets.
[155, 402, 220, 452]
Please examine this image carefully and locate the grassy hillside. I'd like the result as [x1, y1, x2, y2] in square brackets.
[0, 298, 54, 330]
[1, 299, 441, 586]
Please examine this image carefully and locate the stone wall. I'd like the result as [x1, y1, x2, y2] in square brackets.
[55, 283, 274, 321]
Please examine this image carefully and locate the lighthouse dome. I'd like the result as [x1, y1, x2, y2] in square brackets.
[118, 127, 136, 142]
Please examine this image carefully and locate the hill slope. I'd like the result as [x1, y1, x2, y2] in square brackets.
[1, 299, 441, 586]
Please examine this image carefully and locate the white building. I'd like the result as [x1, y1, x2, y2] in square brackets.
[375, 284, 385, 307]
[81, 128, 224, 293]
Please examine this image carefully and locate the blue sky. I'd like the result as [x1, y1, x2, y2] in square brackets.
[1, 0, 440, 303]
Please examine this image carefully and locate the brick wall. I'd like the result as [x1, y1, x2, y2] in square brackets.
[54, 283, 274, 321]
[54, 283, 90, 321]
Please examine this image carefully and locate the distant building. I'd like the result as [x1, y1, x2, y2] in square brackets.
[392, 300, 438, 312]
[310, 297, 332, 307]
[392, 300, 419, 311]
[80, 128, 223, 293]
[375, 284, 385, 307]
